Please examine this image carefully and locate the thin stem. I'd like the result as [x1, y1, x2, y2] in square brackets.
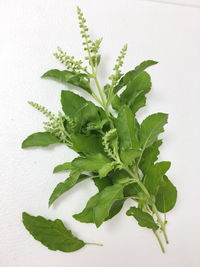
[86, 242, 103, 246]
[153, 230, 165, 253]
[152, 204, 169, 244]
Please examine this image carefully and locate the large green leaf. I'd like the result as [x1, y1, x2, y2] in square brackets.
[139, 113, 168, 149]
[74, 184, 124, 227]
[71, 133, 104, 154]
[155, 175, 177, 213]
[120, 72, 151, 113]
[22, 212, 85, 252]
[144, 161, 171, 195]
[139, 140, 163, 174]
[22, 132, 60, 148]
[126, 207, 159, 230]
[116, 106, 140, 150]
[49, 170, 88, 206]
[42, 69, 91, 94]
[113, 60, 158, 93]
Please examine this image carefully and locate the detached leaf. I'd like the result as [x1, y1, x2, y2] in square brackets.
[155, 175, 177, 213]
[42, 69, 91, 94]
[126, 207, 159, 230]
[53, 162, 72, 173]
[144, 161, 171, 195]
[22, 212, 85, 252]
[49, 170, 88, 206]
[116, 106, 140, 150]
[139, 140, 163, 175]
[22, 132, 60, 148]
[139, 113, 168, 149]
[114, 60, 158, 93]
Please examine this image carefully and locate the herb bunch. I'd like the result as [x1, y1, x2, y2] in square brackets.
[22, 7, 177, 254]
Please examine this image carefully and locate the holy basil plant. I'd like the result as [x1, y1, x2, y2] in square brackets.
[22, 7, 177, 253]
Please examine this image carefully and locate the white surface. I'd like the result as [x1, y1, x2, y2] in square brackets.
[0, 0, 200, 266]
[144, 0, 200, 8]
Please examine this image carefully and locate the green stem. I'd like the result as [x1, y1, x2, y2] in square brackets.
[86, 242, 103, 246]
[126, 167, 169, 245]
[153, 230, 165, 253]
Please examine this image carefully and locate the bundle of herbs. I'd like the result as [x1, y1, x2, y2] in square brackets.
[22, 7, 177, 253]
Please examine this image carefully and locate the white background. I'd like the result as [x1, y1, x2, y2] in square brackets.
[1, 0, 200, 266]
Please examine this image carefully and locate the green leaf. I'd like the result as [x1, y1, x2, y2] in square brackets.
[53, 162, 72, 173]
[124, 183, 141, 197]
[42, 69, 91, 94]
[73, 102, 100, 133]
[98, 163, 114, 178]
[72, 154, 112, 178]
[22, 132, 60, 148]
[105, 199, 125, 221]
[93, 177, 113, 191]
[71, 134, 104, 154]
[74, 184, 124, 227]
[116, 106, 140, 150]
[120, 148, 141, 166]
[22, 212, 85, 252]
[61, 90, 87, 119]
[73, 193, 100, 223]
[49, 170, 88, 206]
[120, 72, 151, 112]
[144, 161, 171, 195]
[139, 113, 168, 149]
[139, 140, 163, 174]
[114, 60, 158, 93]
[126, 207, 159, 230]
[93, 184, 124, 227]
[155, 175, 177, 213]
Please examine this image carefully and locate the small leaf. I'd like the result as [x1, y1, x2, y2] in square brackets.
[53, 162, 72, 173]
[42, 69, 91, 94]
[71, 134, 104, 154]
[22, 132, 60, 148]
[144, 161, 171, 195]
[114, 60, 158, 93]
[116, 105, 140, 150]
[139, 140, 163, 175]
[139, 113, 168, 149]
[126, 207, 159, 230]
[105, 199, 125, 221]
[155, 175, 177, 213]
[49, 170, 88, 206]
[22, 212, 85, 252]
